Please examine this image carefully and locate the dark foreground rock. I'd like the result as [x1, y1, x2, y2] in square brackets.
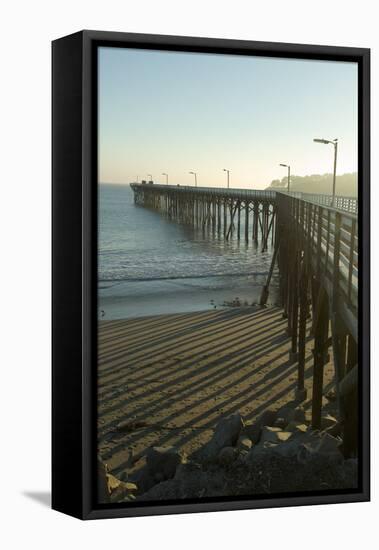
[199, 413, 244, 460]
[138, 450, 357, 501]
[110, 403, 357, 503]
[146, 446, 186, 481]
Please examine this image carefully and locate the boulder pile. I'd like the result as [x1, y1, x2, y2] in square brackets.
[98, 401, 358, 503]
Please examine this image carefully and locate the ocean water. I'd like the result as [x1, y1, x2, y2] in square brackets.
[98, 184, 278, 319]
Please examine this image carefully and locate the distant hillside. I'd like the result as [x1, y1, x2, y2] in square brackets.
[267, 172, 357, 197]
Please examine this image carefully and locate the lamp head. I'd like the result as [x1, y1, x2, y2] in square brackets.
[313, 138, 330, 144]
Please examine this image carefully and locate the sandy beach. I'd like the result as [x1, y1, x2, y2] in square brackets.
[97, 306, 335, 483]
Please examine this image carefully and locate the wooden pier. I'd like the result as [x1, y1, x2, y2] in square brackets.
[131, 183, 277, 250]
[130, 182, 359, 456]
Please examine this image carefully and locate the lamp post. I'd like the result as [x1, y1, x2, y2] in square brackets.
[279, 163, 291, 192]
[223, 168, 230, 188]
[148, 174, 153, 182]
[189, 171, 197, 187]
[162, 172, 168, 185]
[313, 138, 338, 206]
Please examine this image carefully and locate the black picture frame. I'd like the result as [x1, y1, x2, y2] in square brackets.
[52, 30, 370, 520]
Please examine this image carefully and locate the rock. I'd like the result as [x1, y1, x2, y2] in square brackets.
[317, 433, 343, 455]
[118, 470, 128, 482]
[273, 417, 287, 429]
[202, 413, 244, 459]
[154, 472, 165, 483]
[245, 441, 278, 463]
[139, 479, 182, 500]
[133, 465, 158, 493]
[257, 409, 277, 427]
[106, 473, 138, 502]
[285, 422, 308, 433]
[218, 446, 238, 466]
[141, 462, 211, 500]
[321, 414, 338, 430]
[297, 433, 343, 465]
[116, 419, 146, 432]
[288, 407, 306, 424]
[97, 458, 110, 503]
[174, 462, 203, 481]
[241, 410, 277, 444]
[261, 426, 293, 444]
[276, 405, 293, 425]
[241, 422, 261, 444]
[323, 421, 342, 438]
[237, 436, 253, 451]
[277, 404, 306, 425]
[106, 473, 120, 492]
[125, 482, 138, 494]
[212, 413, 244, 448]
[146, 446, 186, 480]
[235, 449, 250, 465]
[274, 429, 318, 457]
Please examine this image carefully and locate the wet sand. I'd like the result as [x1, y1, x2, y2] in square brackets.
[97, 306, 334, 480]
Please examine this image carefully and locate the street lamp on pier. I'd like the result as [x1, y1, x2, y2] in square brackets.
[313, 138, 338, 207]
[279, 163, 291, 192]
[148, 174, 153, 182]
[223, 168, 230, 188]
[162, 172, 168, 185]
[189, 171, 197, 187]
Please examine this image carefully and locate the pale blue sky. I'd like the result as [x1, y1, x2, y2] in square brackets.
[99, 47, 358, 189]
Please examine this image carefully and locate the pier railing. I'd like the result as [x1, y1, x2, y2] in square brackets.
[296, 192, 358, 214]
[276, 192, 358, 453]
[131, 183, 357, 214]
[277, 193, 358, 334]
[131, 183, 277, 201]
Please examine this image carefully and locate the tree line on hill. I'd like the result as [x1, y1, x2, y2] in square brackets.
[267, 172, 357, 197]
